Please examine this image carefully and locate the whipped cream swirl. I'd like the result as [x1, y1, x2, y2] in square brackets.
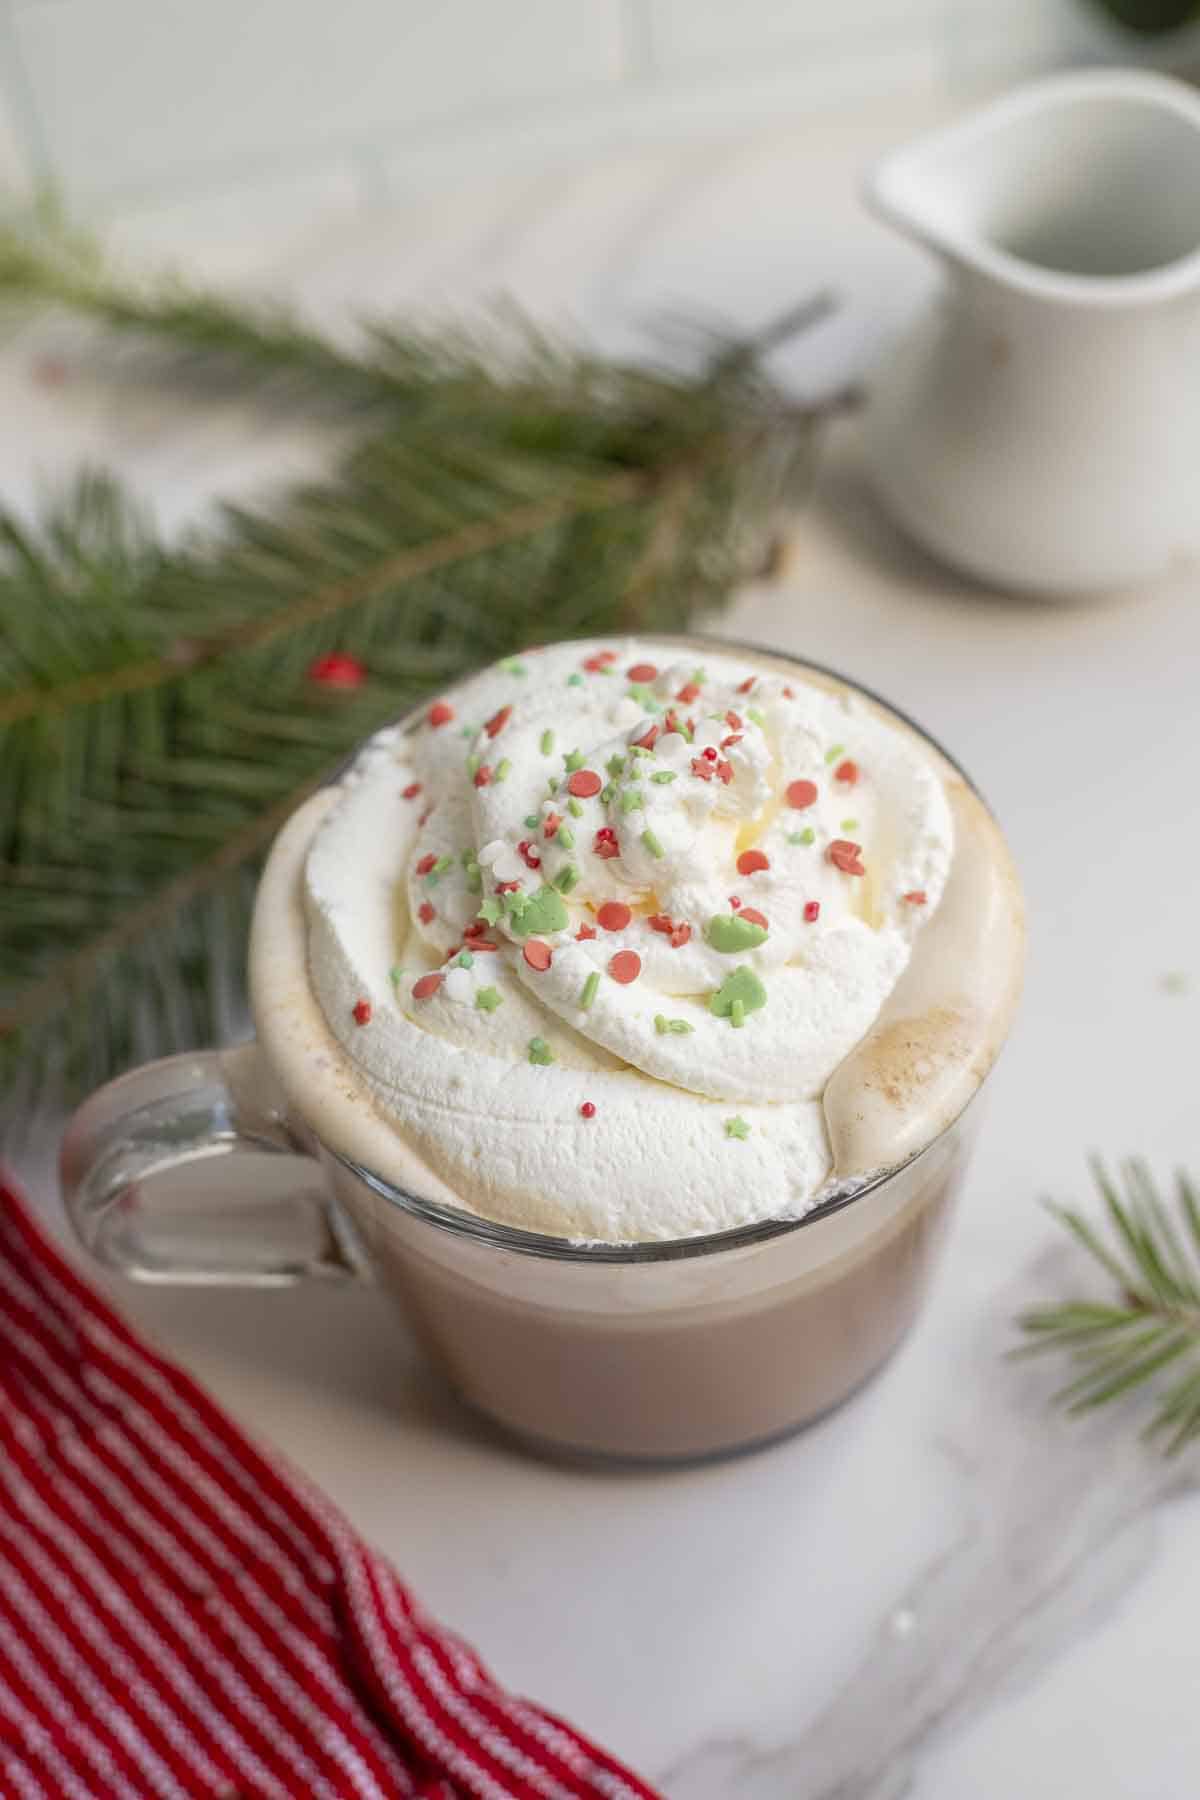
[303, 640, 954, 1239]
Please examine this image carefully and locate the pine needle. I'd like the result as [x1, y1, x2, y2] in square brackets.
[1016, 1160, 1200, 1453]
[0, 210, 826, 1131]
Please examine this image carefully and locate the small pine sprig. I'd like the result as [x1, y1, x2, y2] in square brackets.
[1016, 1159, 1200, 1455]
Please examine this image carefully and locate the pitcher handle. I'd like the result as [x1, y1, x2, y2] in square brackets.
[59, 1043, 363, 1286]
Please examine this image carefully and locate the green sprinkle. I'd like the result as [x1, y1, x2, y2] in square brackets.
[456, 951, 474, 968]
[558, 825, 575, 849]
[676, 719, 694, 743]
[626, 684, 661, 712]
[528, 1036, 555, 1066]
[567, 797, 583, 818]
[466, 753, 481, 774]
[567, 673, 584, 687]
[705, 914, 769, 953]
[641, 828, 664, 859]
[620, 787, 643, 814]
[606, 753, 626, 778]
[478, 898, 502, 925]
[546, 777, 559, 798]
[709, 966, 767, 1024]
[600, 785, 615, 804]
[389, 966, 405, 987]
[788, 827, 816, 847]
[628, 744, 652, 759]
[494, 758, 512, 783]
[476, 987, 502, 1012]
[654, 1014, 694, 1035]
[429, 854, 453, 876]
[564, 748, 585, 773]
[460, 848, 476, 868]
[580, 972, 600, 1011]
[460, 724, 474, 738]
[747, 706, 766, 727]
[540, 729, 555, 756]
[724, 1116, 751, 1140]
[503, 890, 530, 921]
[525, 814, 540, 830]
[594, 663, 614, 676]
[841, 817, 859, 832]
[506, 883, 569, 938]
[825, 743, 846, 765]
[501, 657, 527, 676]
[651, 770, 678, 785]
[554, 863, 579, 894]
[691, 667, 707, 685]
[466, 866, 482, 893]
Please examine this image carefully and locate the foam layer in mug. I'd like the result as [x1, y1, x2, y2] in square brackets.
[250, 639, 1024, 1241]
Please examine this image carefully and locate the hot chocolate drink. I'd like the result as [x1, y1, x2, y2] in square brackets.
[248, 637, 1023, 1458]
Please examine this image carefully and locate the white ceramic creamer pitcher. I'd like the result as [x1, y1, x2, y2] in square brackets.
[864, 69, 1200, 596]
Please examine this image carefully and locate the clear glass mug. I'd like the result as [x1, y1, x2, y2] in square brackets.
[59, 649, 1015, 1465]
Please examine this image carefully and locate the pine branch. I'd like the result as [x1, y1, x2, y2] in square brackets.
[0, 211, 824, 1129]
[1015, 1159, 1200, 1453]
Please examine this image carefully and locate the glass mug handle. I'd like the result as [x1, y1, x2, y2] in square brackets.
[59, 1043, 363, 1285]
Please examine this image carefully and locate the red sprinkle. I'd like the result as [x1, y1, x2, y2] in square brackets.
[740, 907, 769, 929]
[725, 711, 743, 731]
[828, 839, 866, 877]
[670, 924, 692, 948]
[523, 940, 553, 971]
[464, 920, 487, 938]
[415, 853, 437, 875]
[721, 734, 743, 750]
[804, 900, 821, 923]
[495, 880, 521, 894]
[484, 704, 513, 739]
[597, 901, 632, 932]
[786, 779, 818, 810]
[633, 723, 659, 750]
[903, 890, 928, 906]
[675, 682, 701, 704]
[583, 649, 620, 673]
[580, 1101, 597, 1119]
[691, 758, 714, 782]
[402, 782, 422, 800]
[834, 759, 859, 786]
[517, 840, 542, 870]
[702, 746, 718, 762]
[609, 950, 641, 985]
[428, 701, 454, 728]
[411, 974, 443, 1001]
[352, 998, 372, 1025]
[543, 812, 562, 839]
[473, 765, 493, 788]
[729, 896, 741, 909]
[567, 769, 602, 799]
[308, 652, 366, 689]
[717, 760, 734, 785]
[471, 941, 500, 952]
[418, 901, 436, 924]
[649, 914, 674, 934]
[737, 676, 756, 694]
[737, 849, 770, 876]
[593, 828, 620, 860]
[783, 686, 796, 699]
[418, 807, 432, 826]
[576, 923, 598, 940]
[627, 662, 658, 683]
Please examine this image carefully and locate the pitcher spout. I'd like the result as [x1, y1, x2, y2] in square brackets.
[865, 68, 1200, 303]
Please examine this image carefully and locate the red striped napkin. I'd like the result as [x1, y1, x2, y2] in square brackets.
[0, 1177, 660, 1800]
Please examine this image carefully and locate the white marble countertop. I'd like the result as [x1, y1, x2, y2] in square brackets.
[9, 81, 1200, 1798]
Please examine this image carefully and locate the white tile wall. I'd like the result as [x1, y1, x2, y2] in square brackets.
[0, 0, 1177, 229]
[8, 0, 627, 196]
